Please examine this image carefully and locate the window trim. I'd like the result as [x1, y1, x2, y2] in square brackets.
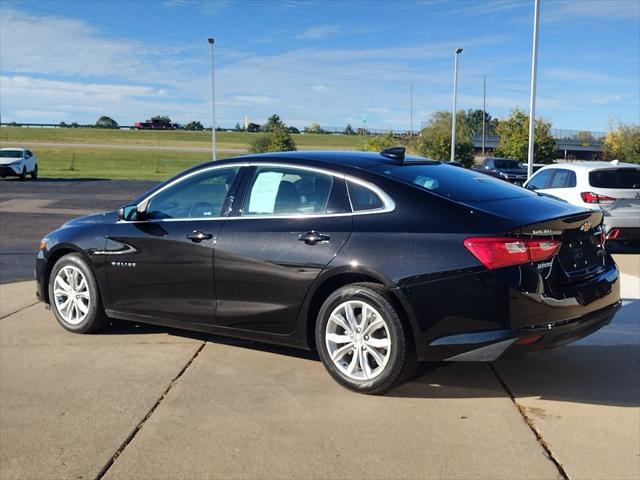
[121, 161, 395, 223]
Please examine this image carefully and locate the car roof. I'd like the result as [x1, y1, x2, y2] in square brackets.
[204, 150, 433, 170]
[0, 147, 26, 151]
[537, 161, 639, 172]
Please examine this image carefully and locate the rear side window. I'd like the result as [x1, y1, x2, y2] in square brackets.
[548, 169, 576, 188]
[347, 181, 384, 211]
[243, 167, 333, 216]
[372, 163, 532, 202]
[589, 169, 640, 189]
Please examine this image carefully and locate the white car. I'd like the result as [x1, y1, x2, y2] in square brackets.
[0, 148, 38, 180]
[524, 161, 640, 243]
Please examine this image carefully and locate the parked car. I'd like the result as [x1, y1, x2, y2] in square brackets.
[0, 148, 38, 180]
[473, 157, 528, 184]
[524, 161, 640, 245]
[36, 148, 621, 394]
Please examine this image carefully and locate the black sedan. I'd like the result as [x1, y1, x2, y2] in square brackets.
[36, 148, 621, 394]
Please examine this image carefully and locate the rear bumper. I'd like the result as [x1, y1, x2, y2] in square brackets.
[429, 301, 621, 361]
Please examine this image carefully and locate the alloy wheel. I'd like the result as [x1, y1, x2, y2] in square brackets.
[53, 266, 91, 325]
[325, 300, 391, 381]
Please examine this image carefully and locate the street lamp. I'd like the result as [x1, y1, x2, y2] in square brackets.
[208, 37, 216, 161]
[450, 47, 463, 162]
[526, 0, 540, 178]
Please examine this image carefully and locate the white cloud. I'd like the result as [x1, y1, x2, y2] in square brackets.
[543, 0, 640, 21]
[297, 25, 342, 40]
[311, 84, 328, 93]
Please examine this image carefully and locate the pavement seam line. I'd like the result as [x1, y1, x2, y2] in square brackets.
[0, 301, 40, 320]
[94, 341, 207, 480]
[489, 363, 570, 480]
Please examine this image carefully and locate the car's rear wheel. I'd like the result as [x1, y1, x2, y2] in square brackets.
[30, 164, 38, 179]
[315, 283, 416, 394]
[48, 253, 106, 333]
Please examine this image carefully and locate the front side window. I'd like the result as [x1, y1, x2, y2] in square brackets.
[243, 167, 333, 216]
[347, 181, 384, 211]
[145, 167, 239, 220]
[527, 169, 553, 190]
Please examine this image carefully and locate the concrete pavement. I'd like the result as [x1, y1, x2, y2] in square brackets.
[0, 256, 638, 479]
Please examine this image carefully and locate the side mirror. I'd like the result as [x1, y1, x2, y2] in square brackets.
[118, 204, 139, 221]
[526, 184, 537, 191]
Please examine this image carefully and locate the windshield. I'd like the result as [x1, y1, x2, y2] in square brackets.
[371, 163, 533, 202]
[493, 159, 522, 169]
[0, 150, 23, 158]
[589, 169, 640, 189]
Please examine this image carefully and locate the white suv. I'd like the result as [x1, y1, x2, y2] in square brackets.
[0, 148, 38, 180]
[524, 161, 640, 244]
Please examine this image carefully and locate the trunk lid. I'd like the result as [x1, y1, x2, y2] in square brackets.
[588, 167, 640, 217]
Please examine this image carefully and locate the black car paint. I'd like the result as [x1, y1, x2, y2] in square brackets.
[36, 151, 621, 361]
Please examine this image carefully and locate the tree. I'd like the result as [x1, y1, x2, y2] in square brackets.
[602, 123, 640, 163]
[151, 115, 172, 125]
[95, 115, 119, 129]
[495, 109, 556, 164]
[304, 123, 325, 134]
[262, 114, 285, 132]
[576, 130, 594, 146]
[59, 121, 69, 128]
[359, 132, 397, 152]
[417, 111, 475, 167]
[234, 122, 242, 131]
[249, 115, 297, 153]
[344, 123, 355, 135]
[184, 121, 204, 131]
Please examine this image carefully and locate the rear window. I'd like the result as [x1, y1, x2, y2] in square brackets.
[347, 181, 384, 211]
[493, 159, 521, 170]
[589, 169, 640, 189]
[371, 163, 533, 202]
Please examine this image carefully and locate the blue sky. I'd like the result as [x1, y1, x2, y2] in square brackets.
[1, 0, 639, 132]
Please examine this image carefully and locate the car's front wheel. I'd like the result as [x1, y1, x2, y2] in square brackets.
[19, 167, 26, 181]
[48, 253, 106, 333]
[316, 283, 416, 394]
[30, 164, 38, 179]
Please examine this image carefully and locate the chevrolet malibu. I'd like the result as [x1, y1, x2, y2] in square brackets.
[36, 149, 621, 394]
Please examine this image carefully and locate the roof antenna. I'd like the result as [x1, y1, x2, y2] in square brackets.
[380, 147, 406, 162]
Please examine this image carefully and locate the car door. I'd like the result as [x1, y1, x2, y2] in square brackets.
[530, 168, 577, 203]
[213, 164, 352, 334]
[104, 165, 242, 324]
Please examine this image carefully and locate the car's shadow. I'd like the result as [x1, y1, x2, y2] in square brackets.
[100, 301, 639, 408]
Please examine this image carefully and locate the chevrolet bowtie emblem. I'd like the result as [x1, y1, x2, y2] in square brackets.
[580, 221, 592, 232]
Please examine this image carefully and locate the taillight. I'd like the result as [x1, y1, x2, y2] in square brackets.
[464, 237, 560, 270]
[580, 192, 616, 204]
[606, 228, 620, 240]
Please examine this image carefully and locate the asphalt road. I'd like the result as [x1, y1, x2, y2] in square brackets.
[0, 178, 157, 283]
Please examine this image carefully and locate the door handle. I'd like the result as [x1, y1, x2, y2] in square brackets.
[186, 231, 213, 242]
[298, 231, 330, 245]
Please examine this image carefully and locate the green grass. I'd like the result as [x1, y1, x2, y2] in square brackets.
[0, 126, 362, 150]
[30, 147, 234, 181]
[0, 126, 366, 180]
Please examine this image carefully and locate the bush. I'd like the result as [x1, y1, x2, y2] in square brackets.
[417, 111, 475, 167]
[359, 132, 397, 152]
[249, 126, 297, 153]
[602, 123, 640, 163]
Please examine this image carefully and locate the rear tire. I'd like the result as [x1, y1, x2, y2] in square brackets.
[48, 253, 107, 334]
[30, 164, 38, 179]
[315, 283, 417, 395]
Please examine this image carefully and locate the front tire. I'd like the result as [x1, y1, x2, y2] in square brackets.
[30, 164, 38, 179]
[19, 167, 26, 181]
[315, 283, 416, 394]
[48, 253, 106, 333]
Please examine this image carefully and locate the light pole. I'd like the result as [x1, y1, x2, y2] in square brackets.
[208, 37, 216, 161]
[527, 0, 540, 178]
[450, 47, 463, 162]
[410, 82, 413, 136]
[482, 75, 486, 156]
